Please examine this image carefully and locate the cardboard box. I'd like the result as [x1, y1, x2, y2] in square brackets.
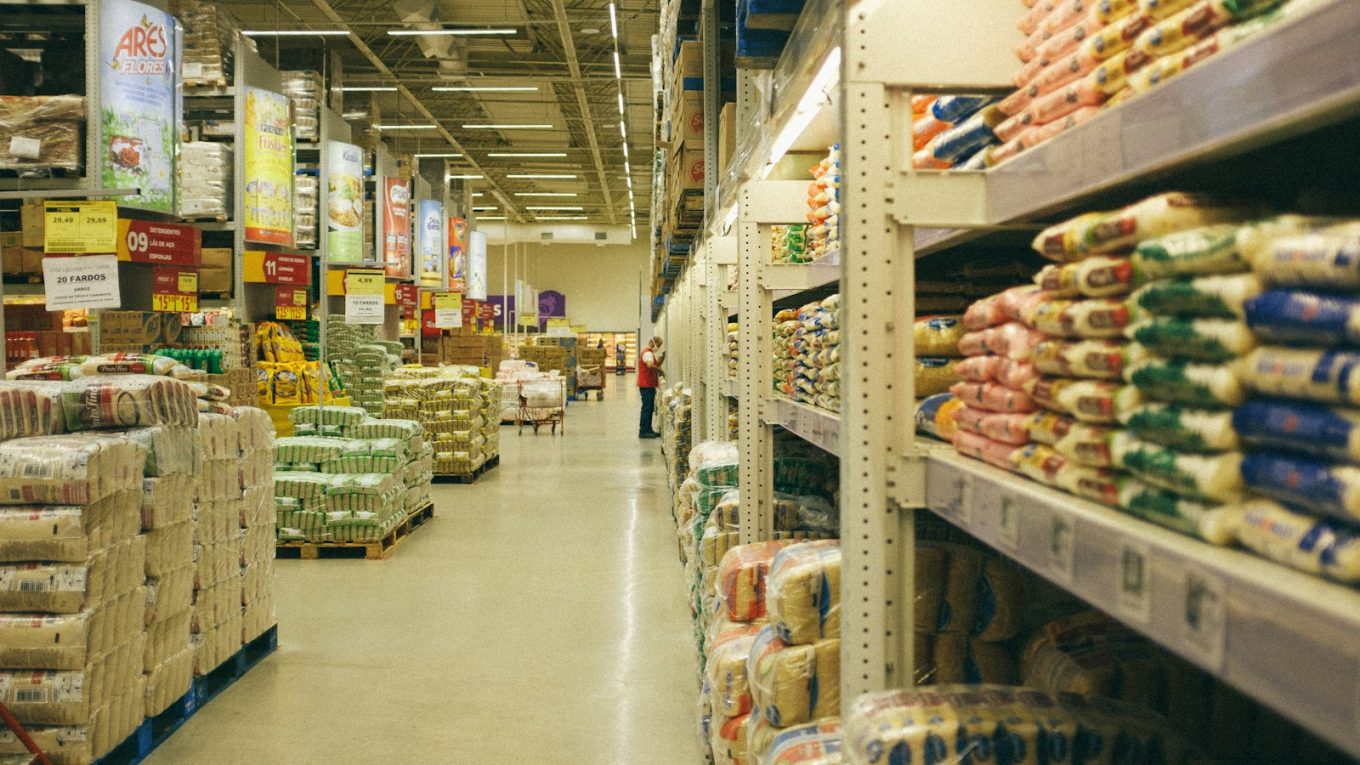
[670, 144, 705, 192]
[200, 248, 232, 270]
[719, 103, 736, 178]
[21, 200, 43, 248]
[97, 311, 165, 346]
[21, 249, 42, 274]
[198, 268, 230, 293]
[670, 91, 704, 148]
[674, 41, 702, 81]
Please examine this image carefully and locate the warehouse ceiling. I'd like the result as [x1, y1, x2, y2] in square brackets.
[216, 0, 656, 230]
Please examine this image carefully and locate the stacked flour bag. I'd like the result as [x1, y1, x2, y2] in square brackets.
[805, 147, 839, 260]
[912, 543, 1024, 687]
[1229, 218, 1360, 584]
[789, 296, 841, 413]
[349, 419, 432, 515]
[744, 541, 842, 764]
[842, 685, 1203, 765]
[703, 540, 800, 765]
[0, 373, 199, 764]
[229, 408, 277, 652]
[772, 310, 800, 398]
[910, 95, 1004, 171]
[948, 286, 1043, 471]
[770, 225, 811, 264]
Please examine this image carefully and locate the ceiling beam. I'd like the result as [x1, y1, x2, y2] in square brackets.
[548, 0, 617, 225]
[306, 0, 525, 221]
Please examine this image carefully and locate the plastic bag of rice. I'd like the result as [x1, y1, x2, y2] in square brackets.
[0, 434, 145, 505]
[60, 376, 198, 432]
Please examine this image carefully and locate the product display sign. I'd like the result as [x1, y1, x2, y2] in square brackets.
[478, 301, 496, 325]
[394, 284, 419, 309]
[487, 295, 515, 326]
[275, 286, 308, 321]
[466, 230, 487, 301]
[243, 251, 311, 286]
[116, 219, 200, 265]
[433, 292, 462, 328]
[448, 217, 467, 292]
[44, 202, 117, 254]
[151, 266, 197, 312]
[326, 142, 365, 262]
[417, 200, 444, 287]
[100, 0, 177, 213]
[43, 255, 121, 311]
[344, 268, 385, 324]
[243, 87, 294, 245]
[382, 178, 411, 277]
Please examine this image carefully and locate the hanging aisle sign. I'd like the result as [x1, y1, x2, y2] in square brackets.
[417, 200, 444, 287]
[43, 255, 121, 310]
[243, 251, 311, 286]
[100, 0, 177, 213]
[116, 219, 200, 265]
[432, 292, 461, 328]
[43, 202, 117, 253]
[344, 268, 385, 324]
[243, 87, 294, 245]
[382, 178, 411, 276]
[326, 142, 365, 262]
[466, 230, 487, 301]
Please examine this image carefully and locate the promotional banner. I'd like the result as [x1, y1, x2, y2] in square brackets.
[448, 217, 467, 292]
[243, 88, 294, 245]
[326, 142, 365, 262]
[417, 200, 444, 287]
[100, 0, 176, 213]
[382, 178, 411, 277]
[466, 230, 487, 301]
[538, 289, 567, 319]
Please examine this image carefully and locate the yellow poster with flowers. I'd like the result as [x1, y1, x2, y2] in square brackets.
[243, 87, 294, 246]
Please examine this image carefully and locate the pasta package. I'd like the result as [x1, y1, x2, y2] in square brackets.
[1128, 272, 1262, 319]
[1126, 358, 1245, 408]
[1032, 192, 1257, 262]
[1117, 480, 1241, 543]
[748, 626, 840, 728]
[1025, 298, 1132, 339]
[1237, 498, 1360, 584]
[1233, 399, 1360, 463]
[844, 686, 1202, 765]
[1245, 289, 1360, 347]
[718, 541, 797, 623]
[1125, 403, 1238, 452]
[767, 541, 841, 645]
[1241, 452, 1360, 525]
[1238, 347, 1360, 405]
[914, 316, 967, 357]
[1110, 432, 1243, 502]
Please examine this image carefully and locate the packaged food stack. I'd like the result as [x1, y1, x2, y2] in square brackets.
[281, 71, 322, 143]
[772, 310, 799, 398]
[948, 287, 1042, 471]
[324, 316, 382, 405]
[806, 146, 840, 260]
[663, 387, 695, 488]
[474, 378, 502, 466]
[175, 0, 244, 88]
[727, 399, 739, 441]
[294, 173, 318, 248]
[1, 95, 85, 174]
[677, 443, 740, 640]
[989, 0, 1316, 167]
[726, 322, 739, 380]
[1229, 217, 1360, 584]
[190, 414, 246, 676]
[913, 316, 964, 399]
[231, 408, 277, 647]
[177, 142, 231, 219]
[255, 323, 324, 407]
[790, 296, 841, 413]
[350, 419, 432, 516]
[1020, 610, 1167, 710]
[909, 95, 1002, 171]
[382, 369, 492, 477]
[842, 685, 1202, 765]
[770, 225, 811, 264]
[912, 543, 1023, 686]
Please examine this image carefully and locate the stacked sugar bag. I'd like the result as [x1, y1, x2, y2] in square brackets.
[1229, 219, 1360, 584]
[789, 296, 841, 413]
[910, 96, 1004, 171]
[842, 685, 1203, 765]
[805, 147, 839, 260]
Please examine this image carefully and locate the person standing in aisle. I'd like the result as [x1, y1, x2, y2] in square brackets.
[638, 335, 665, 438]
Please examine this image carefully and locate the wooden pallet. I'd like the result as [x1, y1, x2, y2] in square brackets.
[93, 625, 278, 764]
[274, 503, 435, 560]
[432, 455, 500, 484]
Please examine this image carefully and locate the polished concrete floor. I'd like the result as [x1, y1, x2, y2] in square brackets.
[145, 384, 703, 765]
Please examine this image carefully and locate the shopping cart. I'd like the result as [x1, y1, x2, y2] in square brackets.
[0, 698, 51, 764]
[576, 364, 606, 400]
[517, 377, 566, 435]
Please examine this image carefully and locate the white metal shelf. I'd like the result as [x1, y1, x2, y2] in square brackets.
[920, 450, 1360, 757]
[762, 257, 840, 293]
[763, 396, 839, 456]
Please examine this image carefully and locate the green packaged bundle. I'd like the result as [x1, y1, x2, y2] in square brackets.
[274, 471, 334, 500]
[348, 418, 423, 442]
[320, 454, 398, 474]
[274, 436, 354, 464]
[289, 405, 368, 428]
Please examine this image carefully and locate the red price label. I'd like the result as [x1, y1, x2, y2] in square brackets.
[395, 284, 419, 308]
[151, 266, 197, 312]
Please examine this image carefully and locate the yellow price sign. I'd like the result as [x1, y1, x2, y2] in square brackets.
[44, 201, 118, 254]
[346, 269, 385, 296]
[431, 292, 460, 310]
[177, 272, 198, 293]
[276, 305, 307, 321]
[151, 293, 198, 313]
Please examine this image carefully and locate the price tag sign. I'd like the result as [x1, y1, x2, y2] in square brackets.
[345, 269, 386, 325]
[177, 272, 198, 293]
[1180, 568, 1227, 671]
[1118, 542, 1152, 623]
[44, 202, 117, 254]
[151, 293, 197, 312]
[1047, 514, 1076, 584]
[433, 292, 462, 328]
[42, 255, 121, 310]
[243, 251, 312, 286]
[151, 266, 198, 313]
[275, 286, 308, 321]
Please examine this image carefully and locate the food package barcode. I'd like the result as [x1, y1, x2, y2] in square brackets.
[18, 579, 51, 593]
[22, 461, 53, 478]
[14, 689, 47, 704]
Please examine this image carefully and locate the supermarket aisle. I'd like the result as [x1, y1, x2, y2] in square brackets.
[145, 386, 703, 765]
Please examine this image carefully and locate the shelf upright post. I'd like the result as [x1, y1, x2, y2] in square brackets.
[703, 240, 726, 440]
[737, 188, 774, 544]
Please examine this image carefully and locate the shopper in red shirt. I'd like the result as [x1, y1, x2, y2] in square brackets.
[638, 335, 665, 438]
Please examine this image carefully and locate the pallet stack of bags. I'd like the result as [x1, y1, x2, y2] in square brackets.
[231, 409, 277, 650]
[382, 369, 496, 477]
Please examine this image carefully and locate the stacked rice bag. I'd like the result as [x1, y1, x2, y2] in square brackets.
[913, 316, 964, 398]
[1230, 219, 1360, 584]
[382, 368, 499, 476]
[910, 95, 1003, 171]
[991, 0, 1316, 167]
[806, 147, 839, 260]
[770, 225, 811, 264]
[913, 543, 1024, 685]
[772, 310, 800, 398]
[789, 296, 841, 413]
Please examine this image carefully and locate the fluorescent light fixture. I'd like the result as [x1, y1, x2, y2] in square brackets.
[625, 175, 633, 189]
[243, 29, 349, 36]
[535, 216, 588, 221]
[487, 151, 567, 158]
[514, 192, 578, 197]
[446, 174, 484, 180]
[613, 51, 621, 80]
[525, 206, 584, 211]
[478, 216, 507, 221]
[375, 123, 437, 130]
[609, 3, 618, 38]
[622, 142, 629, 158]
[507, 173, 577, 179]
[617, 92, 625, 114]
[767, 46, 841, 169]
[340, 86, 396, 92]
[472, 193, 485, 198]
[472, 206, 497, 211]
[388, 28, 516, 36]
[342, 111, 369, 119]
[413, 152, 463, 158]
[624, 161, 631, 175]
[618, 120, 627, 139]
[461, 123, 553, 130]
[432, 86, 539, 92]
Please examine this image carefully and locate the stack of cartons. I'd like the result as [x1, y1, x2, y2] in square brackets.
[198, 248, 232, 294]
[96, 312, 177, 354]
